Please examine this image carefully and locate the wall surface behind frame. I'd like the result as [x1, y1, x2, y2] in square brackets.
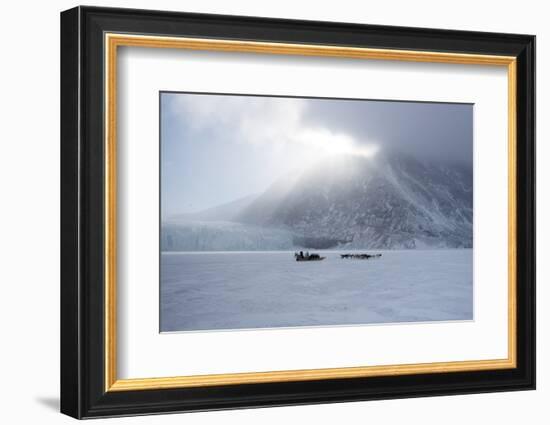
[0, 0, 544, 424]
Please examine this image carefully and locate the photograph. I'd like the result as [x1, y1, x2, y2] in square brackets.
[160, 92, 474, 332]
[58, 4, 536, 419]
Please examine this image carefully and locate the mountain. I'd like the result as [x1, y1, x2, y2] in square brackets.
[162, 151, 473, 251]
[236, 152, 473, 249]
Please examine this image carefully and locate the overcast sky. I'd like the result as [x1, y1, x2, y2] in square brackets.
[161, 92, 472, 216]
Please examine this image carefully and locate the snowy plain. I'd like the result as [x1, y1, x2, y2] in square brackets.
[160, 249, 473, 332]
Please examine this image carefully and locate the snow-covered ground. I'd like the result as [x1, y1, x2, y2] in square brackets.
[160, 249, 472, 332]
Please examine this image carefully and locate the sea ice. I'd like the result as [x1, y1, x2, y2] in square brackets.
[160, 249, 473, 332]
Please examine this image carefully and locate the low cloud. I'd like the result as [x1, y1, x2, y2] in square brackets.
[164, 93, 379, 163]
[161, 93, 472, 215]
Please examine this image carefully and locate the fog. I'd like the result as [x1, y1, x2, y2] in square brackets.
[161, 92, 472, 216]
[304, 99, 472, 164]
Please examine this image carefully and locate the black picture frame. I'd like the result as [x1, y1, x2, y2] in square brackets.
[61, 5, 535, 419]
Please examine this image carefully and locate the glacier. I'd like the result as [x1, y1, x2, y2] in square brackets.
[161, 221, 295, 251]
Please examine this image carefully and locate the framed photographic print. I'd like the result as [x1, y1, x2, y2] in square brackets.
[60, 6, 535, 419]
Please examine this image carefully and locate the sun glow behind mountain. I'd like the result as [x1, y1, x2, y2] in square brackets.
[292, 127, 379, 161]
[165, 93, 380, 192]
